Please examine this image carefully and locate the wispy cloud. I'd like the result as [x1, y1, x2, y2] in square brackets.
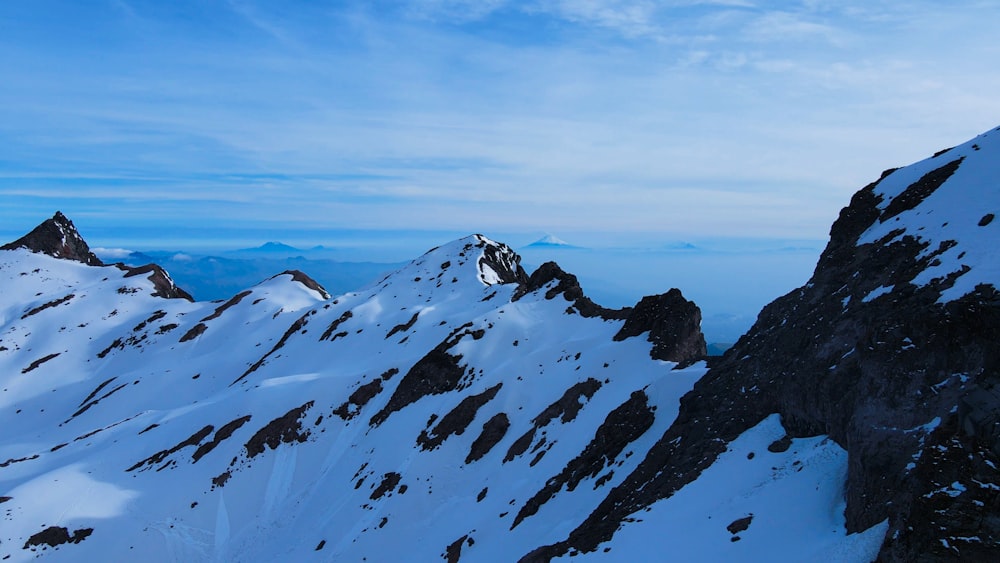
[1, 0, 999, 245]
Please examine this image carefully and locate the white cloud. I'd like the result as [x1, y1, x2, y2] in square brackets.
[92, 247, 135, 259]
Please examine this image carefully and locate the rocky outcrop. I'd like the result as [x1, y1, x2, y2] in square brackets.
[273, 270, 331, 299]
[473, 234, 529, 286]
[513, 262, 629, 320]
[613, 289, 707, 365]
[1, 211, 103, 266]
[527, 129, 1000, 561]
[118, 263, 194, 301]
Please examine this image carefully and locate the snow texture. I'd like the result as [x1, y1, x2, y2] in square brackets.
[1, 233, 873, 562]
[858, 126, 1000, 303]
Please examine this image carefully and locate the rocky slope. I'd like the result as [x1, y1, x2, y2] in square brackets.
[527, 126, 1000, 561]
[2, 221, 814, 563]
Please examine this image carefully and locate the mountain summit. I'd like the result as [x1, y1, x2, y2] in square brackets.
[1, 211, 103, 266]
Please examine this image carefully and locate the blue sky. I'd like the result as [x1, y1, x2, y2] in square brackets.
[3, 0, 999, 251]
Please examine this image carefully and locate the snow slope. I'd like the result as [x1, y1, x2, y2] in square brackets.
[2, 230, 875, 561]
[858, 125, 1000, 302]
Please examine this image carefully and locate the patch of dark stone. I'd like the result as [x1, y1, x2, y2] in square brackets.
[78, 377, 117, 407]
[369, 472, 402, 500]
[333, 379, 384, 420]
[386, 312, 420, 339]
[0, 496, 11, 503]
[369, 326, 486, 427]
[127, 425, 214, 472]
[244, 401, 314, 458]
[476, 235, 529, 286]
[21, 352, 60, 374]
[155, 323, 178, 334]
[511, 390, 654, 530]
[212, 470, 231, 488]
[232, 311, 313, 385]
[504, 379, 602, 463]
[444, 534, 474, 563]
[22, 526, 93, 550]
[979, 213, 995, 227]
[192, 415, 252, 463]
[97, 338, 123, 358]
[138, 423, 159, 435]
[727, 514, 753, 536]
[20, 294, 75, 320]
[132, 310, 167, 332]
[613, 289, 707, 366]
[70, 381, 128, 418]
[417, 383, 503, 451]
[512, 262, 627, 321]
[273, 270, 330, 300]
[767, 435, 792, 453]
[179, 323, 208, 343]
[117, 263, 193, 300]
[466, 413, 511, 464]
[880, 158, 964, 222]
[315, 540, 326, 551]
[200, 290, 253, 322]
[0, 454, 39, 468]
[320, 310, 353, 341]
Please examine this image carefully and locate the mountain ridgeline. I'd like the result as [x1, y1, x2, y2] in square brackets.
[2, 125, 998, 562]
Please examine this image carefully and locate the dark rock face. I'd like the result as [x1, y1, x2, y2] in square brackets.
[466, 413, 510, 464]
[526, 143, 1000, 561]
[474, 235, 529, 286]
[22, 526, 93, 549]
[417, 383, 502, 451]
[118, 263, 194, 301]
[513, 390, 654, 530]
[244, 401, 314, 458]
[613, 288, 707, 365]
[1, 211, 103, 266]
[513, 262, 629, 320]
[273, 269, 331, 300]
[369, 325, 485, 426]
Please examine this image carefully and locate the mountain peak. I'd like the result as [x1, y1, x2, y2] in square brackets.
[418, 234, 528, 287]
[0, 211, 104, 266]
[526, 234, 576, 248]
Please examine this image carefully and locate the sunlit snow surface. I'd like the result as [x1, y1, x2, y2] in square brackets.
[858, 126, 1000, 303]
[1, 235, 877, 561]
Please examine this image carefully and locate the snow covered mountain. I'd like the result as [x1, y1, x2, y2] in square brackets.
[2, 125, 998, 562]
[6, 215, 873, 562]
[529, 125, 1000, 561]
[524, 235, 578, 249]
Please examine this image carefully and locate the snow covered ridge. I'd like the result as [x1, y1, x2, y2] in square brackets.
[0, 216, 880, 562]
[857, 125, 1000, 302]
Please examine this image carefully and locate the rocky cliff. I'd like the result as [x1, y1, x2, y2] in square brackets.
[529, 126, 1000, 561]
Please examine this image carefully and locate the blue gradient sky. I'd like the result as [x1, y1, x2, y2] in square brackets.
[3, 0, 999, 250]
